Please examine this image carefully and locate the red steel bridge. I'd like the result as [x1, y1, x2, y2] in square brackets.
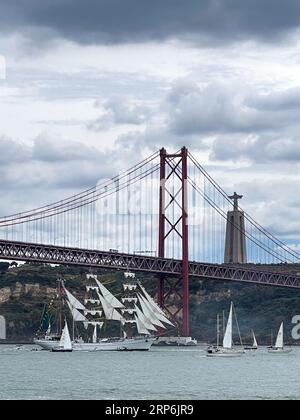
[0, 147, 299, 336]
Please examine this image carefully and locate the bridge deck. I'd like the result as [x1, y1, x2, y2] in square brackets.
[0, 240, 299, 289]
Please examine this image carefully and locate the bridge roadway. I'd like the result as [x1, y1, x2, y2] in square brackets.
[0, 239, 299, 289]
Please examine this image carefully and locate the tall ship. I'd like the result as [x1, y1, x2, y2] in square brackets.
[34, 272, 174, 351]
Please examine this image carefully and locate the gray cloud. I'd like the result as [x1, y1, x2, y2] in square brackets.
[32, 134, 105, 163]
[0, 137, 31, 164]
[247, 88, 300, 111]
[88, 97, 154, 131]
[159, 80, 300, 163]
[2, 1, 300, 46]
[166, 81, 300, 136]
[212, 134, 300, 163]
[0, 132, 151, 216]
[228, 178, 300, 240]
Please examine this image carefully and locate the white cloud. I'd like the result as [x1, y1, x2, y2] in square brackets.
[0, 55, 6, 80]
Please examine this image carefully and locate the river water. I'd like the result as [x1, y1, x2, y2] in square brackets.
[0, 345, 299, 400]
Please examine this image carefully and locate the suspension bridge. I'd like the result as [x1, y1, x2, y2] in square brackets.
[0, 147, 299, 336]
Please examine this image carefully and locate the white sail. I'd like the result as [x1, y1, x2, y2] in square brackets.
[59, 326, 65, 347]
[139, 284, 174, 327]
[98, 293, 125, 322]
[93, 324, 98, 344]
[138, 294, 166, 329]
[223, 303, 233, 350]
[253, 331, 258, 348]
[134, 314, 151, 336]
[64, 287, 86, 311]
[134, 305, 157, 332]
[95, 278, 124, 309]
[275, 323, 284, 349]
[67, 300, 88, 322]
[59, 321, 72, 350]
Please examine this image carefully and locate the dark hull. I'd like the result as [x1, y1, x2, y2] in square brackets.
[52, 348, 73, 353]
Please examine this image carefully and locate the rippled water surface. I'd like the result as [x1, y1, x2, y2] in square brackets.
[0, 345, 299, 400]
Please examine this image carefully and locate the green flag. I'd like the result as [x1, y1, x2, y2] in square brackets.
[40, 305, 51, 332]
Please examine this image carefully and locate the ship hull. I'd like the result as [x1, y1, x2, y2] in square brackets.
[34, 337, 156, 352]
[268, 347, 292, 354]
[207, 347, 244, 357]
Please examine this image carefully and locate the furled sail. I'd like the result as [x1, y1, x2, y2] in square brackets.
[84, 299, 101, 305]
[83, 321, 104, 329]
[64, 287, 86, 311]
[122, 297, 138, 304]
[123, 284, 137, 292]
[223, 303, 233, 350]
[83, 310, 103, 317]
[86, 286, 99, 292]
[121, 309, 136, 315]
[95, 278, 124, 309]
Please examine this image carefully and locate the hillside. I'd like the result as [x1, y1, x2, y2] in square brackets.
[0, 262, 300, 345]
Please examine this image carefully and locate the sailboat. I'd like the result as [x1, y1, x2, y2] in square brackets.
[35, 272, 175, 352]
[244, 330, 258, 351]
[52, 320, 73, 352]
[34, 295, 62, 349]
[268, 323, 292, 354]
[207, 302, 244, 358]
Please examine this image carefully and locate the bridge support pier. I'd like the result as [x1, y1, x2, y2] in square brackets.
[158, 147, 190, 337]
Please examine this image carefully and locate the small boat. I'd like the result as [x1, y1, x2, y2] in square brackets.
[207, 303, 244, 358]
[244, 330, 258, 351]
[268, 323, 292, 354]
[52, 321, 73, 353]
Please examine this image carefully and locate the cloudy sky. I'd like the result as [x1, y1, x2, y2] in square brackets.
[0, 0, 300, 248]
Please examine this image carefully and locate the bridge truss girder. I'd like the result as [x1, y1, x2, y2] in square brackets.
[0, 240, 299, 289]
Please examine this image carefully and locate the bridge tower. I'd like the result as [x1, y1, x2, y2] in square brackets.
[158, 147, 190, 337]
[224, 192, 247, 264]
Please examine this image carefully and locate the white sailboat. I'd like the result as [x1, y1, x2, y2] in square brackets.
[207, 303, 244, 358]
[268, 323, 292, 354]
[244, 330, 258, 351]
[52, 321, 73, 352]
